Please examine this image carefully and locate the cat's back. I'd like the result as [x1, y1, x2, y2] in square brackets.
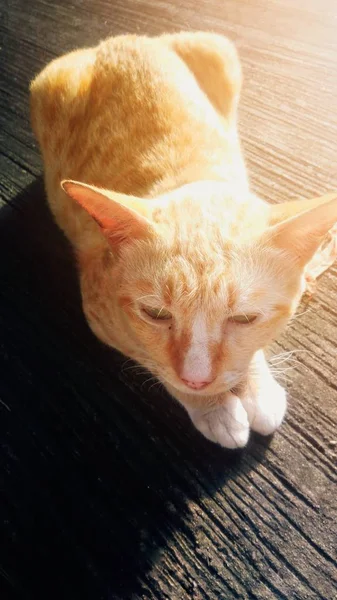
[30, 35, 215, 176]
[30, 33, 240, 247]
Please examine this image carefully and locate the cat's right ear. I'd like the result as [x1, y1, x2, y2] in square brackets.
[61, 180, 155, 249]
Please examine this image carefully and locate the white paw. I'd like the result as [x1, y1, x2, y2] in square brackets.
[188, 393, 250, 449]
[249, 380, 287, 436]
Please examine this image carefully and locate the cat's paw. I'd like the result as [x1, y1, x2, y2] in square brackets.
[189, 393, 250, 449]
[248, 380, 287, 436]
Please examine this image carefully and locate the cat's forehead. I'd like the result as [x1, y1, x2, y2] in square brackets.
[153, 185, 269, 245]
[163, 255, 230, 307]
[133, 239, 286, 316]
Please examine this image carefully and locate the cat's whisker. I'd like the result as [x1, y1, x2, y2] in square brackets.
[121, 363, 142, 372]
[121, 363, 145, 374]
[123, 294, 159, 308]
[269, 358, 301, 368]
[269, 364, 295, 372]
[135, 294, 158, 303]
[141, 376, 159, 389]
[121, 364, 153, 381]
[269, 368, 294, 378]
[121, 358, 136, 371]
[292, 307, 312, 321]
[268, 349, 309, 368]
[269, 350, 296, 361]
[148, 380, 164, 393]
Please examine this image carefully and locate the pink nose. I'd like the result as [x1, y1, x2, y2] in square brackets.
[181, 379, 211, 390]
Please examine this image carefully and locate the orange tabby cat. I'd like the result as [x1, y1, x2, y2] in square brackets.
[30, 32, 337, 448]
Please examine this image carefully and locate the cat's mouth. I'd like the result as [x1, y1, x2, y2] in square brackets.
[162, 372, 244, 397]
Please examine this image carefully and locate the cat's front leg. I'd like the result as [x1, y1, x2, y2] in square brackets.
[186, 393, 250, 449]
[239, 351, 287, 436]
[164, 385, 251, 449]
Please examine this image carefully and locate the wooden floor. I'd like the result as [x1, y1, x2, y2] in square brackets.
[1, 1, 337, 599]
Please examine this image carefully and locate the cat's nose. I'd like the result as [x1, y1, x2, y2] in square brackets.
[181, 379, 212, 390]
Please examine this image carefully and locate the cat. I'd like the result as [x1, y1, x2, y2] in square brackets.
[30, 32, 337, 448]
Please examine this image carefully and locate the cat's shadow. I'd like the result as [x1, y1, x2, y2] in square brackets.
[0, 178, 271, 600]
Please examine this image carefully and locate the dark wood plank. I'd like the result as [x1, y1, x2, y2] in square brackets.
[0, 1, 336, 599]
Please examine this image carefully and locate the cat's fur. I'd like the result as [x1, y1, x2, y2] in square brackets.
[30, 32, 337, 448]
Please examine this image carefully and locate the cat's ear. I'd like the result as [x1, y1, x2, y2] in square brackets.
[269, 191, 337, 225]
[267, 192, 337, 267]
[61, 180, 154, 249]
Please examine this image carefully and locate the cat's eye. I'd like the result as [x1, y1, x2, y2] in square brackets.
[142, 306, 172, 321]
[229, 314, 258, 325]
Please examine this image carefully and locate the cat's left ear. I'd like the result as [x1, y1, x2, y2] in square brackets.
[61, 180, 155, 249]
[267, 192, 337, 268]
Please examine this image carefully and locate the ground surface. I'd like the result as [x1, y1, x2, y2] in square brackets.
[0, 0, 337, 599]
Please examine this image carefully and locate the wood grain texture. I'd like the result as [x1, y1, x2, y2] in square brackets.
[0, 1, 336, 599]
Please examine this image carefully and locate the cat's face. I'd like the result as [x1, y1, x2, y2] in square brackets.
[63, 180, 337, 401]
[115, 203, 302, 396]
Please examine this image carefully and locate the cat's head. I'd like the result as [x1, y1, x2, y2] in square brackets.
[62, 180, 337, 402]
